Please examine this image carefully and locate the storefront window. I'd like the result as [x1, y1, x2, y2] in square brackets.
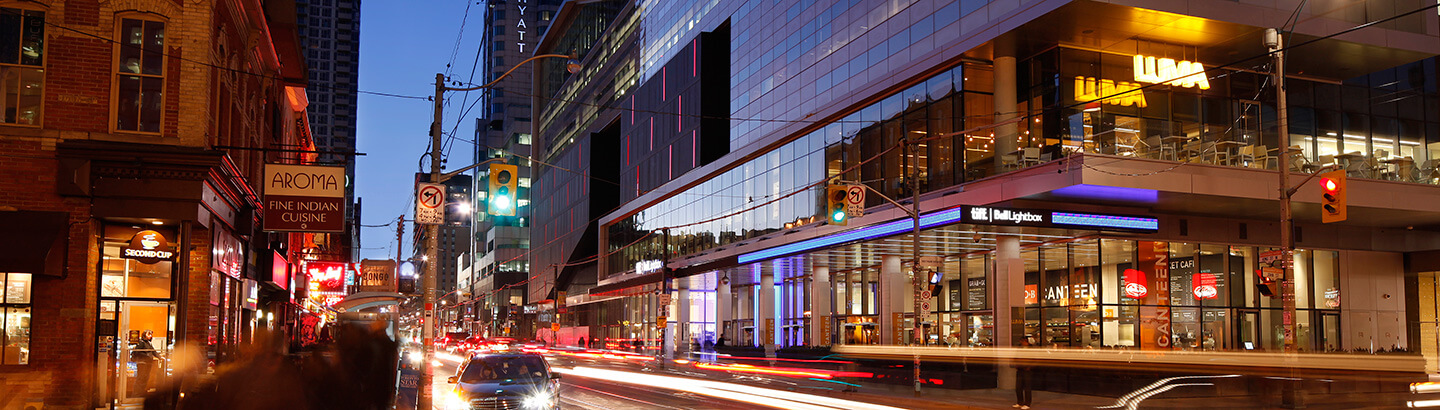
[961, 255, 987, 311]
[101, 226, 175, 299]
[1, 273, 30, 365]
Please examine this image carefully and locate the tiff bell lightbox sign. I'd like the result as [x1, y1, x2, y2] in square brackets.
[963, 206, 1158, 233]
[264, 164, 347, 232]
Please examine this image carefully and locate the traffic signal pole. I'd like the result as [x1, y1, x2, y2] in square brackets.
[419, 72, 444, 410]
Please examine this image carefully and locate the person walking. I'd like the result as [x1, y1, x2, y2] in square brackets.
[1014, 339, 1034, 409]
[131, 329, 162, 395]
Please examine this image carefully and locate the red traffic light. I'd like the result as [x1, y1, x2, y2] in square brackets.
[1320, 177, 1338, 192]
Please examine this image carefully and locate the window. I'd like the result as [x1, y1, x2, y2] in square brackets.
[115, 18, 166, 133]
[0, 273, 29, 365]
[0, 7, 45, 125]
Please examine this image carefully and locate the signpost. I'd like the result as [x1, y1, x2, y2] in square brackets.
[263, 164, 347, 232]
[845, 184, 866, 217]
[415, 183, 445, 225]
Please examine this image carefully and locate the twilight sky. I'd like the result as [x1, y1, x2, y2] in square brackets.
[354, 0, 487, 261]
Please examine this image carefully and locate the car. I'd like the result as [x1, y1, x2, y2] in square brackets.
[445, 353, 560, 410]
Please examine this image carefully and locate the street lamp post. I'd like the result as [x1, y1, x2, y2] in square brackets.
[417, 54, 576, 410]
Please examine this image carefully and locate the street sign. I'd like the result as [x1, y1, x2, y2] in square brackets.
[845, 184, 866, 217]
[657, 316, 667, 329]
[919, 290, 932, 300]
[415, 183, 445, 225]
[919, 256, 943, 269]
[551, 323, 560, 332]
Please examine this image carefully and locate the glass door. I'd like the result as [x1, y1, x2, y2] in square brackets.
[114, 300, 174, 404]
[1319, 311, 1341, 352]
[1236, 309, 1260, 351]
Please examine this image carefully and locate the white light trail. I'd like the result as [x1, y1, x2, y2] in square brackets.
[555, 366, 906, 410]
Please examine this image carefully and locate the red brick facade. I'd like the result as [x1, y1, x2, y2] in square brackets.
[0, 0, 315, 408]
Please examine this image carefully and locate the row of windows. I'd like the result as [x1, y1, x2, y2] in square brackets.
[2, 9, 167, 132]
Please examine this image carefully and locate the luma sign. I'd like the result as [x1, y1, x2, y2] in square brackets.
[1132, 55, 1211, 89]
[1073, 54, 1212, 108]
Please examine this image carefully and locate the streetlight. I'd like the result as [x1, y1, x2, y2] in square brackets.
[416, 54, 580, 410]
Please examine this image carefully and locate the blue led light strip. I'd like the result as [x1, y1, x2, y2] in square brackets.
[1051, 212, 1158, 231]
[737, 207, 969, 264]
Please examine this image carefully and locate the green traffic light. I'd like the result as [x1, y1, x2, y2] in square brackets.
[832, 209, 845, 222]
[493, 195, 512, 210]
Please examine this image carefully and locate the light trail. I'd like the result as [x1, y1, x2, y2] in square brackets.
[555, 366, 907, 410]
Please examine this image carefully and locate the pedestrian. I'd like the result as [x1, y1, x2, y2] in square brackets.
[1014, 339, 1034, 409]
[130, 329, 161, 396]
[578, 336, 587, 348]
[715, 334, 726, 348]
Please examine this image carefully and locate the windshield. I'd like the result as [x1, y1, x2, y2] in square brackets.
[459, 356, 548, 383]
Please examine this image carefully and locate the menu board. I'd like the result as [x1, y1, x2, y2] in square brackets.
[966, 277, 987, 310]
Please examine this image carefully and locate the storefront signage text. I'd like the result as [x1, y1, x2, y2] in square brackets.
[514, 0, 530, 53]
[264, 164, 347, 232]
[306, 261, 346, 307]
[1074, 77, 1148, 108]
[968, 207, 1046, 224]
[359, 259, 398, 293]
[1133, 55, 1211, 89]
[635, 259, 663, 275]
[123, 230, 174, 264]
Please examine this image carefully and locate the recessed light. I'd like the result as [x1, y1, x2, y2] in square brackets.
[152, 220, 164, 225]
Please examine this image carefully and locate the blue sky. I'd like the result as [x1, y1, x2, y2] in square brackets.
[354, 0, 486, 261]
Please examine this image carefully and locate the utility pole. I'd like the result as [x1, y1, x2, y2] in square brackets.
[1267, 28, 1297, 355]
[418, 72, 445, 410]
[396, 215, 406, 263]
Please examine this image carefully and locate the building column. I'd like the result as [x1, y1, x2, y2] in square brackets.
[809, 261, 832, 346]
[993, 43, 1019, 171]
[675, 282, 691, 359]
[879, 255, 908, 345]
[716, 272, 732, 348]
[759, 266, 776, 356]
[993, 229, 1024, 389]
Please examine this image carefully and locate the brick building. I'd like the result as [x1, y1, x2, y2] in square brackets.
[0, 0, 323, 408]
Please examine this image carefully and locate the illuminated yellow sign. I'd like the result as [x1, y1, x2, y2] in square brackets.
[1133, 55, 1210, 89]
[1074, 77, 1148, 108]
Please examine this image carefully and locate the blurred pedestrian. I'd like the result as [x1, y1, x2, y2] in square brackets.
[131, 330, 162, 396]
[1014, 339, 1034, 409]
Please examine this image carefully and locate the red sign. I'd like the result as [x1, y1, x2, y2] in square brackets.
[1123, 268, 1148, 299]
[1192, 272, 1218, 299]
[268, 250, 290, 292]
[306, 261, 346, 307]
[1024, 284, 1038, 305]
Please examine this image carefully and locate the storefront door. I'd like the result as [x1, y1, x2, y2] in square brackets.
[112, 301, 173, 404]
[1236, 309, 1260, 350]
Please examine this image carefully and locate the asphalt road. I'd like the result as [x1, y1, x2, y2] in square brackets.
[426, 353, 756, 410]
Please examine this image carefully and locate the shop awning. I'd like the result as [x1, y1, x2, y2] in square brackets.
[0, 210, 69, 277]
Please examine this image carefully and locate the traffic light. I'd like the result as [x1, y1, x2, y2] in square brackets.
[488, 163, 519, 216]
[826, 185, 848, 225]
[1319, 169, 1346, 223]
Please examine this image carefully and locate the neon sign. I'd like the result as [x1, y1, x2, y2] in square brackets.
[1133, 55, 1211, 89]
[305, 261, 346, 307]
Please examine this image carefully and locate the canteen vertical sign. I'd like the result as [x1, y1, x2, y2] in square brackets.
[264, 164, 347, 232]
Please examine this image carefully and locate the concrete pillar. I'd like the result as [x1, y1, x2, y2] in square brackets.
[993, 44, 1019, 171]
[879, 255, 908, 345]
[809, 261, 832, 346]
[676, 282, 691, 359]
[716, 273, 732, 348]
[759, 267, 776, 356]
[993, 229, 1024, 389]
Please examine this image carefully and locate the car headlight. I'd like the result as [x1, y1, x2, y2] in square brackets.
[522, 392, 555, 409]
[444, 390, 469, 410]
